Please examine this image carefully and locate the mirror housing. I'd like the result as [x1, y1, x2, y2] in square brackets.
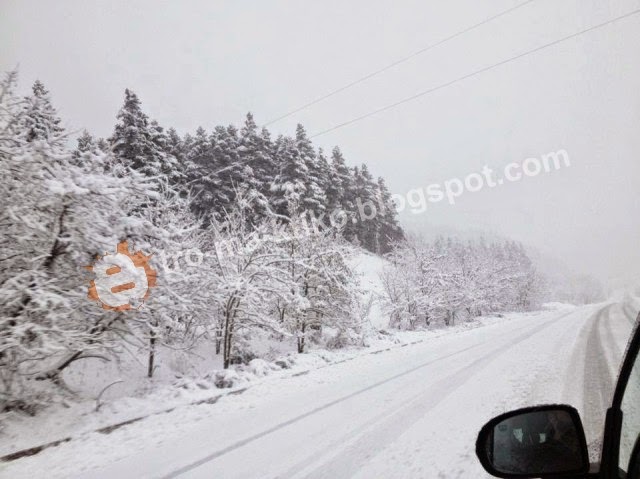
[476, 405, 590, 478]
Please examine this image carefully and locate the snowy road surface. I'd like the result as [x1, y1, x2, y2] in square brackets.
[1, 302, 635, 479]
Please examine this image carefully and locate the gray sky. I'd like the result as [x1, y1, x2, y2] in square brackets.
[1, 0, 639, 286]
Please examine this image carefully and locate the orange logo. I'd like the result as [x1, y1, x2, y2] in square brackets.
[87, 241, 157, 311]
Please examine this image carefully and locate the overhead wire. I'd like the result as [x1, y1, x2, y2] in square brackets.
[262, 0, 536, 126]
[309, 7, 640, 138]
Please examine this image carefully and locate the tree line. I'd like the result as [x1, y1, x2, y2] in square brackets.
[2, 73, 574, 415]
[380, 235, 545, 329]
[0, 74, 392, 413]
[80, 89, 404, 254]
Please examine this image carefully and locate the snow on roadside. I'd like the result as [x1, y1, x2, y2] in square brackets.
[0, 248, 579, 462]
[0, 308, 522, 459]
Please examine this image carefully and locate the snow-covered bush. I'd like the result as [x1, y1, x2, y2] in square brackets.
[381, 234, 545, 330]
[273, 211, 361, 353]
[0, 73, 152, 411]
[1, 73, 217, 412]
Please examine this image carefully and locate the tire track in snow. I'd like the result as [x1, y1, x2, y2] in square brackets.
[582, 304, 616, 458]
[528, 306, 591, 408]
[164, 315, 568, 479]
[283, 313, 573, 479]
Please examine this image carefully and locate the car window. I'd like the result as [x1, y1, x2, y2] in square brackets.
[619, 326, 640, 473]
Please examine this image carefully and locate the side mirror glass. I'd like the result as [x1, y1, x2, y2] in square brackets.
[476, 405, 590, 478]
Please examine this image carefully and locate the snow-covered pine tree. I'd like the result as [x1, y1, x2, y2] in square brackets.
[329, 147, 352, 205]
[110, 89, 179, 184]
[295, 124, 327, 216]
[156, 118, 403, 255]
[186, 126, 221, 220]
[166, 127, 184, 161]
[270, 135, 308, 217]
[328, 146, 357, 238]
[73, 130, 98, 161]
[351, 164, 379, 251]
[237, 113, 272, 221]
[375, 177, 403, 253]
[110, 89, 152, 172]
[324, 151, 341, 213]
[148, 119, 181, 184]
[207, 124, 260, 217]
[315, 148, 332, 223]
[21, 80, 65, 147]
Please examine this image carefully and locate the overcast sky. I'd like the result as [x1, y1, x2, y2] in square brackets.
[1, 0, 639, 286]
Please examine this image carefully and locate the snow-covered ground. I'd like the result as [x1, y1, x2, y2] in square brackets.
[1, 253, 637, 478]
[0, 298, 635, 479]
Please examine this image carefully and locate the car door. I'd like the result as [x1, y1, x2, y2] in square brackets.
[601, 314, 640, 478]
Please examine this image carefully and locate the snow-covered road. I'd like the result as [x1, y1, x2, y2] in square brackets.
[2, 302, 635, 479]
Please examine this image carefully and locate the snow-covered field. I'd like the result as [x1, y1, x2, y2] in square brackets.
[1, 297, 635, 479]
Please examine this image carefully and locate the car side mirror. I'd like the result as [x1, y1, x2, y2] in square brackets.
[476, 405, 590, 478]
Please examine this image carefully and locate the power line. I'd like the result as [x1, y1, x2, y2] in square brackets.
[262, 0, 536, 127]
[310, 7, 640, 138]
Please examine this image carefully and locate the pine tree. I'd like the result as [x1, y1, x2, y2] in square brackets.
[180, 132, 196, 181]
[110, 89, 150, 171]
[110, 89, 179, 183]
[330, 147, 353, 202]
[208, 124, 259, 215]
[325, 150, 341, 212]
[148, 120, 180, 183]
[316, 148, 331, 204]
[73, 130, 97, 160]
[237, 113, 272, 219]
[351, 164, 378, 250]
[270, 135, 308, 216]
[165, 127, 194, 193]
[376, 177, 403, 253]
[95, 138, 109, 152]
[239, 113, 267, 173]
[108, 102, 404, 254]
[22, 80, 65, 148]
[186, 126, 213, 216]
[258, 126, 276, 190]
[166, 127, 184, 161]
[295, 124, 327, 215]
[329, 147, 357, 238]
[223, 124, 251, 194]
